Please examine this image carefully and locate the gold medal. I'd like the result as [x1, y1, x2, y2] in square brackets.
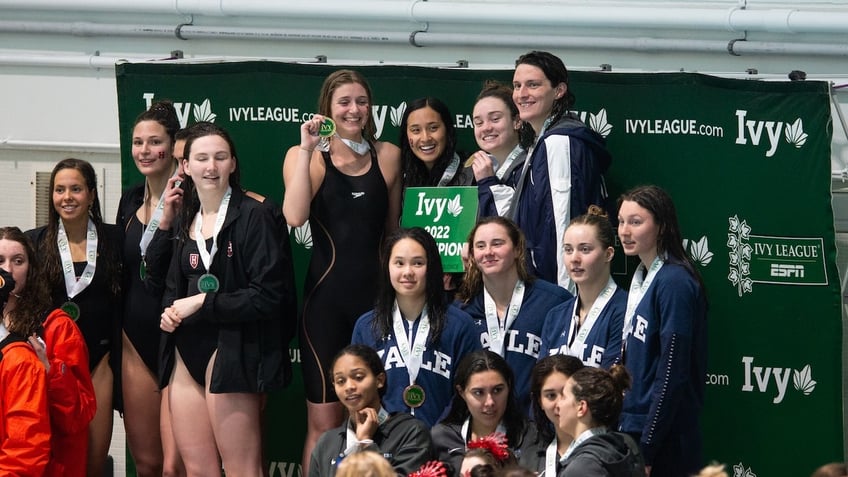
[402, 384, 426, 408]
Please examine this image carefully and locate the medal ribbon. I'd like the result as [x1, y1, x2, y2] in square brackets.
[344, 406, 389, 455]
[57, 218, 97, 299]
[544, 438, 558, 477]
[561, 427, 607, 462]
[193, 186, 232, 274]
[340, 137, 371, 156]
[565, 277, 618, 360]
[621, 257, 664, 355]
[507, 117, 553, 220]
[391, 302, 430, 387]
[483, 280, 525, 356]
[460, 417, 507, 447]
[139, 170, 179, 259]
[495, 144, 525, 180]
[437, 153, 461, 187]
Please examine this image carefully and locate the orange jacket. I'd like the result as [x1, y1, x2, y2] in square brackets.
[0, 338, 51, 477]
[42, 309, 97, 477]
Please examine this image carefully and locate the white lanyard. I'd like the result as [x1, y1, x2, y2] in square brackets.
[57, 218, 97, 299]
[565, 278, 617, 361]
[391, 302, 430, 386]
[495, 144, 525, 180]
[544, 438, 559, 477]
[344, 406, 389, 455]
[0, 322, 8, 342]
[460, 417, 507, 446]
[340, 137, 371, 156]
[561, 427, 606, 462]
[483, 280, 525, 356]
[139, 171, 178, 259]
[437, 153, 461, 187]
[622, 257, 664, 348]
[193, 187, 232, 273]
[508, 117, 553, 220]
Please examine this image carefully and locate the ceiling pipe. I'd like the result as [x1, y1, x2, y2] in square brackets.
[1, 1, 848, 35]
[0, 138, 119, 153]
[412, 31, 848, 57]
[3, 19, 847, 59]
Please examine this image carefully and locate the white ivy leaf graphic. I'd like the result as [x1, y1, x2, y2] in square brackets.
[733, 463, 744, 477]
[589, 109, 613, 138]
[741, 243, 753, 260]
[728, 269, 739, 284]
[746, 470, 757, 477]
[729, 215, 740, 233]
[784, 118, 808, 148]
[447, 194, 463, 217]
[689, 236, 713, 266]
[729, 251, 739, 266]
[727, 234, 738, 248]
[682, 238, 689, 250]
[742, 278, 753, 293]
[740, 261, 750, 276]
[390, 101, 407, 128]
[293, 221, 312, 250]
[793, 364, 816, 395]
[740, 221, 751, 240]
[193, 99, 217, 123]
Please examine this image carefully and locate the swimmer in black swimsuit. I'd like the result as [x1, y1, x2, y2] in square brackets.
[117, 101, 186, 477]
[282, 69, 402, 474]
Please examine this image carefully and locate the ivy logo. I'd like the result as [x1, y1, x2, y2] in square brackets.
[414, 192, 463, 222]
[142, 93, 216, 127]
[683, 236, 713, 266]
[742, 356, 816, 404]
[734, 110, 807, 157]
[293, 221, 312, 250]
[390, 101, 407, 128]
[733, 462, 756, 477]
[193, 99, 217, 123]
[588, 108, 613, 138]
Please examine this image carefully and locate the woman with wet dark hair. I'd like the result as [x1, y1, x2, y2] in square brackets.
[510, 51, 612, 290]
[27, 157, 122, 477]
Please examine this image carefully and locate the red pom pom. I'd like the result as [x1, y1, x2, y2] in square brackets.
[466, 432, 510, 462]
[408, 460, 447, 477]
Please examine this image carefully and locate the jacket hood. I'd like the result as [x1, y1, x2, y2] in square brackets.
[567, 432, 644, 476]
[544, 114, 612, 173]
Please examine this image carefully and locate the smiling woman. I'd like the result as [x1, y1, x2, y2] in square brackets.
[26, 157, 123, 477]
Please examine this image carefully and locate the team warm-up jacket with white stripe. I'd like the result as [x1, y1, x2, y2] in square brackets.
[539, 287, 626, 368]
[459, 279, 572, 411]
[351, 305, 481, 427]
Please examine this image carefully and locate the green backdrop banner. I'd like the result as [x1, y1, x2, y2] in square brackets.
[116, 62, 841, 477]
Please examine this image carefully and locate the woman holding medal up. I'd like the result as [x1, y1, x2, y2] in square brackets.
[117, 101, 186, 477]
[351, 227, 480, 428]
[283, 69, 402, 474]
[158, 123, 289, 476]
[468, 81, 529, 218]
[27, 158, 123, 477]
[456, 216, 571, 411]
[538, 206, 625, 368]
[616, 185, 707, 477]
